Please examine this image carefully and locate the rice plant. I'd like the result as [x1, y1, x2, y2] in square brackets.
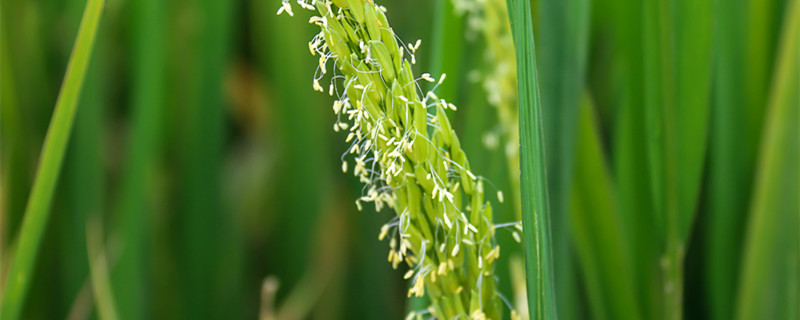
[0, 0, 797, 319]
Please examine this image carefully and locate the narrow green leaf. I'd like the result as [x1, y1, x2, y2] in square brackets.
[642, 1, 681, 316]
[736, 0, 800, 318]
[537, 0, 591, 317]
[59, 0, 108, 314]
[571, 93, 641, 320]
[174, 0, 237, 318]
[706, 0, 755, 318]
[0, 0, 28, 270]
[607, 0, 660, 316]
[674, 0, 714, 241]
[110, 0, 167, 317]
[745, 0, 782, 141]
[0, 0, 105, 318]
[643, 0, 713, 317]
[505, 0, 558, 318]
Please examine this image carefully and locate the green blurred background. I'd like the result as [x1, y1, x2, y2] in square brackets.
[1, 0, 798, 319]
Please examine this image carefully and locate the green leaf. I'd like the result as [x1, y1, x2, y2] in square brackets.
[505, 0, 558, 318]
[643, 0, 713, 317]
[673, 0, 714, 241]
[0, 0, 31, 264]
[706, 0, 760, 318]
[606, 0, 660, 316]
[571, 93, 642, 320]
[537, 0, 591, 317]
[0, 0, 105, 318]
[736, 0, 800, 318]
[110, 0, 167, 317]
[60, 0, 107, 311]
[173, 0, 238, 318]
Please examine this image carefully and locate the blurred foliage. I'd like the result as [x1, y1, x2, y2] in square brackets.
[0, 0, 797, 319]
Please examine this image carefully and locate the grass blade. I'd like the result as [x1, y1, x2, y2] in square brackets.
[110, 0, 167, 317]
[537, 0, 591, 317]
[58, 0, 108, 315]
[0, 0, 105, 318]
[505, 0, 557, 318]
[642, 2, 679, 316]
[706, 0, 758, 318]
[736, 0, 800, 317]
[174, 0, 237, 317]
[673, 0, 714, 241]
[606, 0, 660, 316]
[745, 0, 782, 138]
[0, 0, 27, 277]
[570, 93, 641, 320]
[643, 0, 713, 317]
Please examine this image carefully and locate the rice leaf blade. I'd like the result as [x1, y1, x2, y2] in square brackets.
[706, 0, 759, 318]
[643, 0, 713, 316]
[0, 0, 105, 318]
[674, 0, 714, 241]
[607, 0, 660, 316]
[60, 0, 107, 311]
[505, 0, 558, 318]
[174, 0, 238, 317]
[110, 0, 167, 317]
[571, 93, 642, 320]
[736, 0, 800, 318]
[537, 0, 591, 317]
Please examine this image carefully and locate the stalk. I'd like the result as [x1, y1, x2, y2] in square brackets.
[643, 0, 713, 317]
[0, 0, 105, 318]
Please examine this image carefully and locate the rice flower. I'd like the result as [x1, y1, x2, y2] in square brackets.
[278, 0, 513, 318]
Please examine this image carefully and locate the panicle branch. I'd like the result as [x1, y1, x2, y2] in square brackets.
[278, 0, 520, 318]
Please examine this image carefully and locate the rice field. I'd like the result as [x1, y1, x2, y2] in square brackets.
[0, 0, 797, 319]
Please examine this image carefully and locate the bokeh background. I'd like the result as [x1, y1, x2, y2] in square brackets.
[1, 0, 798, 319]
